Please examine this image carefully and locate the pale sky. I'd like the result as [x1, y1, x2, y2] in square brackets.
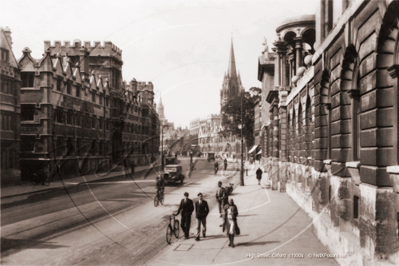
[0, 0, 317, 128]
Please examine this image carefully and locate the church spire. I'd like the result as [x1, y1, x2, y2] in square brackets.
[159, 94, 163, 106]
[227, 38, 237, 79]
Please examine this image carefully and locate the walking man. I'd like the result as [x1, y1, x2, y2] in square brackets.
[195, 193, 209, 241]
[224, 158, 228, 170]
[216, 181, 227, 217]
[256, 167, 263, 185]
[176, 192, 194, 239]
[214, 161, 219, 175]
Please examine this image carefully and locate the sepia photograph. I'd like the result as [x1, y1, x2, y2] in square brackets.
[1, 0, 399, 265]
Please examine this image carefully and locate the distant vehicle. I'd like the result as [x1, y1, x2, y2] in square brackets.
[162, 165, 185, 184]
[165, 157, 177, 165]
[207, 152, 215, 162]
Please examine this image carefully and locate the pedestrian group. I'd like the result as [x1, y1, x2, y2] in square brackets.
[174, 180, 240, 247]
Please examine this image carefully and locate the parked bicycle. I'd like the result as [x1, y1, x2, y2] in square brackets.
[154, 189, 164, 207]
[166, 213, 180, 244]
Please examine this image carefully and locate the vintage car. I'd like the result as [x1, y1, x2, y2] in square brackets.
[165, 157, 177, 165]
[162, 165, 185, 184]
[207, 152, 215, 162]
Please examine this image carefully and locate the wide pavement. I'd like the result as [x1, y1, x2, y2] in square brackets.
[145, 163, 339, 266]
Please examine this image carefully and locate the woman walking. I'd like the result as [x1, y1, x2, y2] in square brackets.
[225, 198, 239, 247]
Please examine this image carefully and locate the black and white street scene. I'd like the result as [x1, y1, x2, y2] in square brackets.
[2, 0, 399, 265]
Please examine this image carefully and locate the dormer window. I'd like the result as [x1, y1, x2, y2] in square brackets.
[66, 82, 71, 94]
[21, 72, 34, 87]
[1, 49, 9, 62]
[76, 85, 81, 97]
[56, 78, 62, 91]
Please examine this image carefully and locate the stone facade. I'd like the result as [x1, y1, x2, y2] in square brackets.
[17, 40, 159, 182]
[259, 1, 399, 264]
[0, 27, 20, 176]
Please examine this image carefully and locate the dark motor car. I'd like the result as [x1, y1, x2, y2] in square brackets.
[162, 165, 184, 184]
[207, 153, 215, 162]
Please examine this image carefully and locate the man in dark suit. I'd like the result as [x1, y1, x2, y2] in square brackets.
[216, 181, 227, 217]
[195, 193, 209, 241]
[176, 192, 194, 239]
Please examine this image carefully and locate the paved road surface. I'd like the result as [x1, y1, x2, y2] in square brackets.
[1, 157, 240, 265]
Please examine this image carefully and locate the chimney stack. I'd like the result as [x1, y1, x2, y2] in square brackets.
[3, 27, 12, 50]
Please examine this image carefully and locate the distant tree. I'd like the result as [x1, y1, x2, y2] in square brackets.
[220, 87, 262, 147]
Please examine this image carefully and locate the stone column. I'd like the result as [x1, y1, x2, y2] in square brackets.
[272, 104, 279, 190]
[294, 37, 303, 72]
[272, 47, 280, 88]
[279, 102, 288, 192]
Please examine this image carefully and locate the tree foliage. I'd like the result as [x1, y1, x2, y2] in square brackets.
[220, 87, 262, 147]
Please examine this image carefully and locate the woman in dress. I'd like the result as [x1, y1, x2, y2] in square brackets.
[226, 198, 239, 247]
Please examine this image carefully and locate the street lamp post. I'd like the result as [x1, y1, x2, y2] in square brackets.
[161, 123, 164, 171]
[240, 92, 245, 186]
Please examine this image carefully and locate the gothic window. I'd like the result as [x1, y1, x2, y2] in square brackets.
[76, 85, 81, 97]
[56, 136, 64, 157]
[21, 72, 34, 87]
[56, 77, 62, 91]
[66, 82, 71, 94]
[1, 48, 9, 62]
[21, 104, 35, 121]
[55, 107, 64, 123]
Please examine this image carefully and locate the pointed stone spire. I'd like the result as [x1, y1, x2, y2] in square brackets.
[227, 38, 237, 79]
[159, 93, 163, 106]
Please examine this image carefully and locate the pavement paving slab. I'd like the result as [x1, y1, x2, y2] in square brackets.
[144, 169, 339, 266]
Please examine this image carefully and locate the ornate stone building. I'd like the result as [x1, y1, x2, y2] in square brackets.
[191, 39, 245, 159]
[0, 27, 20, 175]
[17, 40, 159, 181]
[259, 1, 399, 264]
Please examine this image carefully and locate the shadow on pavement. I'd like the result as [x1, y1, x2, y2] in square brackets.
[1, 237, 68, 253]
[236, 240, 280, 246]
[238, 214, 258, 217]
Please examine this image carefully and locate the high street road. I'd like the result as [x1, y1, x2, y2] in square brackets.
[1, 157, 241, 265]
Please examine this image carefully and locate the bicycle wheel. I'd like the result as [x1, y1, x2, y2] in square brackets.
[160, 193, 164, 205]
[166, 225, 173, 244]
[154, 195, 158, 207]
[174, 220, 180, 238]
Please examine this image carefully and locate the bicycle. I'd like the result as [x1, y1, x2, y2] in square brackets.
[154, 189, 164, 207]
[166, 213, 180, 244]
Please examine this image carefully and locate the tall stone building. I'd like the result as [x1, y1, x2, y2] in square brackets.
[0, 27, 20, 175]
[17, 40, 159, 181]
[220, 39, 245, 110]
[259, 0, 399, 264]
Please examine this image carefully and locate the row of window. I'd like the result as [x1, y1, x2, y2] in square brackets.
[1, 149, 17, 169]
[1, 113, 15, 131]
[123, 123, 148, 135]
[20, 104, 153, 135]
[0, 79, 18, 96]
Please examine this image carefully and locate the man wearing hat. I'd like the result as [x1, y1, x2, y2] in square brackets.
[195, 192, 209, 241]
[176, 192, 194, 239]
[216, 181, 227, 218]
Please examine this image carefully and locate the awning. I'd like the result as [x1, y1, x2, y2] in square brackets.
[248, 145, 258, 153]
[256, 150, 262, 155]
